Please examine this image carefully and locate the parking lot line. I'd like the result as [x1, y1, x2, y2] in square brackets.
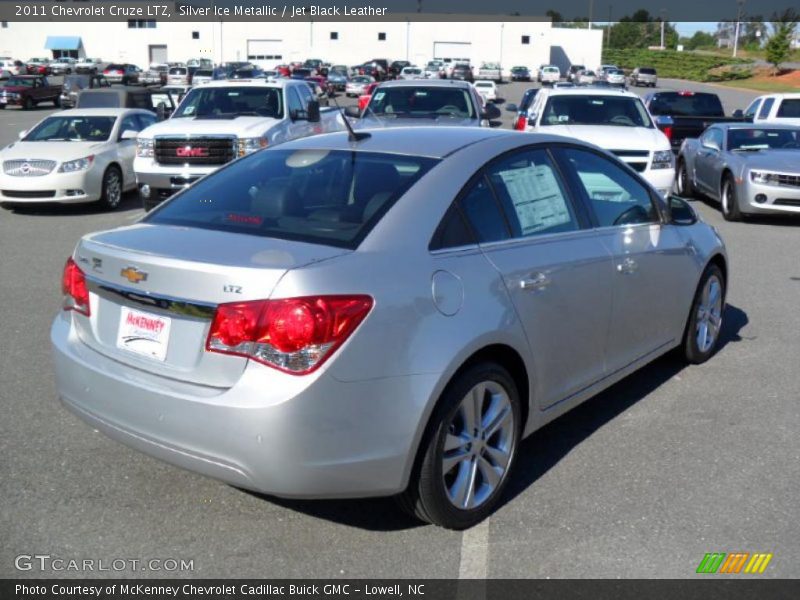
[459, 518, 490, 579]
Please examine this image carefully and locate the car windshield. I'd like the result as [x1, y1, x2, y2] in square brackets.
[512, 67, 527, 72]
[367, 87, 476, 119]
[727, 128, 800, 151]
[647, 92, 724, 117]
[145, 149, 439, 249]
[24, 116, 116, 142]
[5, 77, 35, 87]
[541, 94, 653, 127]
[173, 86, 283, 119]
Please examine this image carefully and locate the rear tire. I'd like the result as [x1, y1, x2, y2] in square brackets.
[99, 166, 123, 211]
[682, 264, 725, 364]
[397, 362, 521, 529]
[23, 96, 34, 110]
[720, 174, 742, 222]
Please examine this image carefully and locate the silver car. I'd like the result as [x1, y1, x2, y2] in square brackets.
[677, 123, 800, 221]
[52, 128, 727, 529]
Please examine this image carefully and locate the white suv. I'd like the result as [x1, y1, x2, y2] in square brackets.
[525, 87, 674, 196]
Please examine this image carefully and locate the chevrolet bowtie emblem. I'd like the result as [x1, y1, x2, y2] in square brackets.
[120, 266, 148, 284]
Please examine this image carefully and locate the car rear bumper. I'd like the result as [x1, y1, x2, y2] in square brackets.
[51, 314, 435, 498]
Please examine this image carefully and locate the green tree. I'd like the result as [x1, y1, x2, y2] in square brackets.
[684, 31, 716, 50]
[765, 11, 798, 74]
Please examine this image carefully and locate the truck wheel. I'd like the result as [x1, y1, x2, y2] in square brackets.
[24, 97, 34, 110]
[53, 95, 61, 108]
[397, 362, 521, 529]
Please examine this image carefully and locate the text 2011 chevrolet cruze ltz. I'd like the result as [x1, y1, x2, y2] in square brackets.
[52, 127, 727, 529]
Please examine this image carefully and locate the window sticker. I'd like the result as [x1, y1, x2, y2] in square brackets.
[498, 165, 572, 234]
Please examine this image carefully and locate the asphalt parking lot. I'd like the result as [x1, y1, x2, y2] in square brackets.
[2, 78, 799, 579]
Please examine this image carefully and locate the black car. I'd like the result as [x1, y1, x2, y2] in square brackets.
[290, 68, 313, 79]
[76, 87, 174, 118]
[566, 64, 585, 82]
[389, 60, 411, 79]
[510, 66, 531, 82]
[450, 64, 474, 83]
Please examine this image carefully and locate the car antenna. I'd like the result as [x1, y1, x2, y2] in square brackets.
[330, 94, 371, 142]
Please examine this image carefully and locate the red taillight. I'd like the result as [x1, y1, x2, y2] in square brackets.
[677, 90, 695, 96]
[62, 257, 90, 316]
[206, 295, 373, 374]
[662, 126, 673, 141]
[514, 115, 527, 131]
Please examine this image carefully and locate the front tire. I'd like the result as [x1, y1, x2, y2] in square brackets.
[23, 96, 34, 110]
[99, 166, 123, 211]
[721, 174, 742, 222]
[398, 363, 521, 529]
[682, 264, 725, 364]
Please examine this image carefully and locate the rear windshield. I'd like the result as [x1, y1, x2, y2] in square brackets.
[776, 99, 800, 118]
[77, 91, 121, 108]
[639, 68, 656, 75]
[170, 68, 187, 75]
[145, 149, 439, 249]
[367, 87, 476, 119]
[647, 92, 724, 117]
[106, 64, 125, 70]
[541, 94, 653, 128]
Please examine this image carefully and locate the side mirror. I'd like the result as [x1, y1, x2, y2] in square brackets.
[732, 109, 744, 118]
[344, 105, 361, 119]
[156, 102, 167, 121]
[18, 130, 27, 139]
[306, 99, 321, 123]
[120, 129, 138, 141]
[668, 195, 698, 226]
[482, 103, 501, 120]
[504, 103, 518, 112]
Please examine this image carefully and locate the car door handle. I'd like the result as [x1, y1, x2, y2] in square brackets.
[616, 257, 638, 274]
[519, 272, 550, 292]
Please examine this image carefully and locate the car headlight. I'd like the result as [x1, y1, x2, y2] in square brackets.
[651, 150, 674, 170]
[750, 170, 779, 185]
[238, 137, 267, 156]
[136, 138, 154, 158]
[58, 155, 94, 173]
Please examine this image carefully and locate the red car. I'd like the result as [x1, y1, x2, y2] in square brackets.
[26, 60, 52, 76]
[358, 82, 379, 111]
[275, 64, 291, 77]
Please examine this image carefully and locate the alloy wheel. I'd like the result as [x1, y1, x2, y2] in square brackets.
[696, 275, 723, 353]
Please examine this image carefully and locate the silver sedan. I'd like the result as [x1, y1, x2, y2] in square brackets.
[51, 127, 727, 529]
[677, 123, 800, 221]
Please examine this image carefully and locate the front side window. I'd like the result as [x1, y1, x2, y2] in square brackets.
[560, 148, 658, 228]
[541, 94, 653, 128]
[485, 149, 580, 238]
[145, 149, 438, 249]
[743, 98, 760, 119]
[757, 98, 774, 120]
[118, 115, 140, 135]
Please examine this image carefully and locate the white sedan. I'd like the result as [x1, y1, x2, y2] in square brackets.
[345, 76, 374, 97]
[473, 80, 498, 102]
[0, 108, 157, 210]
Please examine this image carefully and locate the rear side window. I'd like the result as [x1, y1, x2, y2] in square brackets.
[485, 149, 580, 238]
[459, 177, 510, 243]
[145, 149, 438, 249]
[776, 98, 800, 118]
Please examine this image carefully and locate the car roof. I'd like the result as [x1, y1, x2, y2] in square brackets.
[376, 79, 474, 90]
[276, 127, 547, 159]
[200, 79, 288, 88]
[541, 87, 638, 98]
[50, 108, 149, 117]
[713, 122, 800, 131]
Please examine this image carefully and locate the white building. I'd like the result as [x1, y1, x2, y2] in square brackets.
[0, 18, 602, 75]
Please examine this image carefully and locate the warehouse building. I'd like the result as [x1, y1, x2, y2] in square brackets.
[0, 18, 603, 75]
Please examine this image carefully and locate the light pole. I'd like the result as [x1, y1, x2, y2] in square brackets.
[588, 0, 594, 29]
[606, 4, 612, 46]
[732, 0, 745, 58]
[660, 9, 666, 49]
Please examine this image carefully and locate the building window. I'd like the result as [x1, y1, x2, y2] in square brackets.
[378, 32, 386, 41]
[330, 31, 338, 40]
[128, 19, 156, 29]
[192, 31, 199, 39]
[1, 21, 8, 28]
[521, 35, 530, 44]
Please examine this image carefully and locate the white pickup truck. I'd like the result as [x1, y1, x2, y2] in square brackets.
[134, 79, 343, 210]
